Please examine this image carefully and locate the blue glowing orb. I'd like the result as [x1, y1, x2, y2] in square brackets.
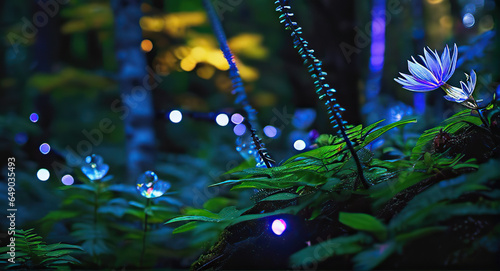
[39, 143, 51, 154]
[30, 113, 39, 123]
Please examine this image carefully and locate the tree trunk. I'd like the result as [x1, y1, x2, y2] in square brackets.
[112, 0, 155, 183]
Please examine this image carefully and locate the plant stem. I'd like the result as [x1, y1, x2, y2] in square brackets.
[477, 109, 489, 128]
[140, 198, 150, 267]
[93, 182, 101, 266]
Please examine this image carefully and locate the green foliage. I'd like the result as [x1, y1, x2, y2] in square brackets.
[169, 107, 500, 270]
[38, 171, 180, 268]
[0, 229, 83, 270]
[339, 212, 387, 240]
[212, 119, 416, 191]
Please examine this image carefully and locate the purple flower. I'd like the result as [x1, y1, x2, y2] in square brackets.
[395, 44, 457, 91]
[395, 44, 479, 109]
[442, 70, 478, 109]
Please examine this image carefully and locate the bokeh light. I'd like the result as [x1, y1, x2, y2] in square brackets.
[263, 125, 277, 138]
[293, 140, 306, 151]
[216, 113, 229, 126]
[271, 219, 287, 236]
[141, 39, 153, 52]
[169, 110, 183, 123]
[233, 123, 246, 136]
[37, 168, 50, 181]
[463, 13, 475, 28]
[39, 143, 51, 154]
[30, 113, 39, 123]
[61, 174, 75, 186]
[231, 113, 244, 124]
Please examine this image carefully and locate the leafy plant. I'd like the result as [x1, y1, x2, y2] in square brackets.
[0, 229, 83, 270]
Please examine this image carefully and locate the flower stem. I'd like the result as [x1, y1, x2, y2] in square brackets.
[477, 109, 489, 127]
[93, 182, 101, 266]
[140, 198, 150, 267]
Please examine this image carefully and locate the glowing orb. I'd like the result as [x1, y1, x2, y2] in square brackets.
[169, 110, 182, 123]
[293, 140, 306, 151]
[39, 143, 51, 154]
[231, 113, 244, 124]
[61, 174, 74, 186]
[271, 219, 287, 236]
[216, 113, 229, 126]
[37, 168, 50, 181]
[30, 113, 39, 123]
[233, 123, 246, 136]
[264, 125, 278, 138]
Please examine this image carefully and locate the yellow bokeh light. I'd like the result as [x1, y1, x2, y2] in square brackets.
[139, 17, 164, 32]
[427, 0, 443, 4]
[196, 65, 216, 80]
[141, 39, 153, 52]
[190, 47, 207, 62]
[207, 51, 230, 71]
[439, 16, 452, 29]
[180, 56, 197, 72]
[228, 33, 268, 59]
[140, 12, 206, 38]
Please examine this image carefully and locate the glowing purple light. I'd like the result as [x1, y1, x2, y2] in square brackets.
[39, 143, 51, 154]
[368, 2, 386, 73]
[231, 113, 244, 124]
[263, 125, 277, 138]
[271, 219, 287, 236]
[30, 113, 39, 123]
[233, 123, 246, 136]
[61, 174, 74, 186]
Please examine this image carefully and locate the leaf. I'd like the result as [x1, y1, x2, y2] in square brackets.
[203, 197, 235, 212]
[260, 193, 299, 201]
[360, 119, 417, 148]
[289, 233, 372, 268]
[339, 212, 387, 240]
[352, 241, 396, 271]
[395, 226, 447, 244]
[172, 221, 198, 234]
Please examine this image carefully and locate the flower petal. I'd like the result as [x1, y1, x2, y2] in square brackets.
[443, 44, 458, 82]
[395, 77, 438, 92]
[400, 72, 437, 87]
[424, 48, 443, 82]
[467, 70, 477, 96]
[407, 57, 440, 85]
[443, 94, 467, 103]
[440, 45, 450, 74]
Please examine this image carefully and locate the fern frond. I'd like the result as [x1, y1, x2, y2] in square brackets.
[249, 128, 275, 168]
[274, 0, 368, 188]
[202, 0, 258, 126]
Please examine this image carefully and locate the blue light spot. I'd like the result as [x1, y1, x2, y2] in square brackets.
[233, 123, 246, 136]
[61, 174, 74, 185]
[231, 113, 244, 124]
[463, 13, 475, 28]
[39, 143, 51, 154]
[30, 113, 39, 123]
[263, 125, 278, 138]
